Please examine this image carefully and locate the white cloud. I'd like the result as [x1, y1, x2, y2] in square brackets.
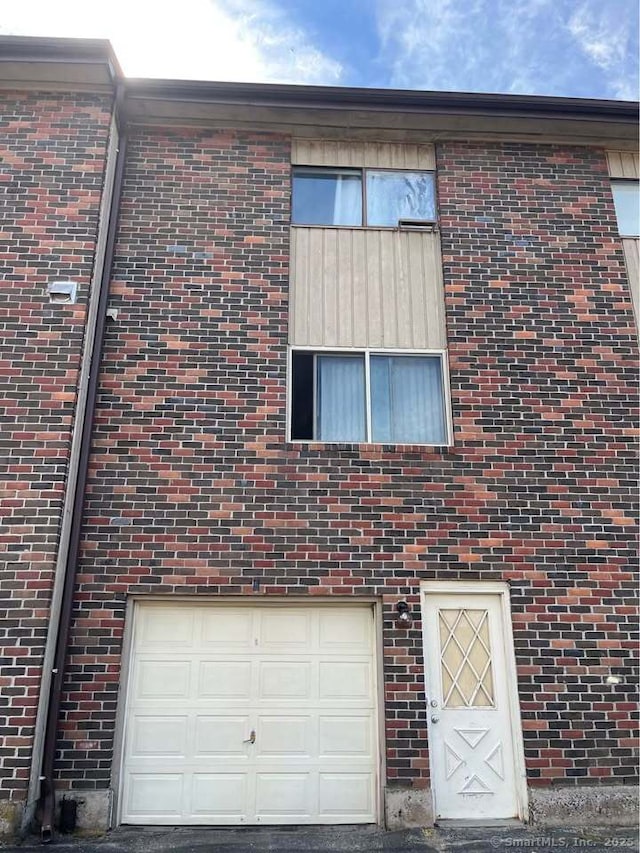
[374, 0, 638, 98]
[567, 2, 638, 99]
[375, 0, 556, 94]
[0, 0, 343, 84]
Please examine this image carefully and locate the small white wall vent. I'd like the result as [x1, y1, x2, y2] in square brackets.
[47, 280, 78, 304]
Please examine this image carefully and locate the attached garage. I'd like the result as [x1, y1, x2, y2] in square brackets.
[118, 601, 380, 825]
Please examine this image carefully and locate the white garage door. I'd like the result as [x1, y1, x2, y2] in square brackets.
[120, 602, 379, 825]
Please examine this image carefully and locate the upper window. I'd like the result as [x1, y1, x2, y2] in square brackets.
[291, 350, 448, 445]
[611, 180, 640, 237]
[292, 167, 437, 228]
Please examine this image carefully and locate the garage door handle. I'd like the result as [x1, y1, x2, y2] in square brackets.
[243, 730, 256, 744]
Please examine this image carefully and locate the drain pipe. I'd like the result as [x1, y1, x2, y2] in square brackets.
[22, 87, 128, 843]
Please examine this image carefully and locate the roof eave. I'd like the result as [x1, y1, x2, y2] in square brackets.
[122, 79, 638, 147]
[0, 35, 121, 91]
[125, 77, 639, 122]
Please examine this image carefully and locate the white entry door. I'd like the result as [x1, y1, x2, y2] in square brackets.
[422, 589, 524, 821]
[119, 602, 378, 825]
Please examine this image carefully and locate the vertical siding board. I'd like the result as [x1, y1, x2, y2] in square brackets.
[300, 139, 312, 165]
[381, 232, 398, 346]
[301, 228, 313, 345]
[290, 228, 305, 344]
[309, 230, 325, 345]
[409, 234, 426, 347]
[289, 228, 298, 343]
[316, 139, 328, 165]
[395, 233, 412, 346]
[606, 150, 622, 177]
[307, 229, 318, 345]
[336, 230, 354, 345]
[323, 230, 337, 345]
[418, 145, 436, 170]
[625, 154, 639, 178]
[351, 231, 367, 347]
[606, 150, 640, 179]
[366, 230, 383, 347]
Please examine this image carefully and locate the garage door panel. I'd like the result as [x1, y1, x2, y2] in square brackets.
[259, 661, 311, 699]
[260, 610, 312, 652]
[121, 604, 378, 826]
[319, 715, 372, 756]
[191, 774, 248, 816]
[319, 610, 372, 653]
[255, 773, 310, 816]
[129, 716, 188, 757]
[199, 661, 252, 699]
[201, 609, 253, 650]
[319, 773, 374, 817]
[138, 609, 195, 649]
[195, 716, 250, 755]
[319, 661, 371, 700]
[257, 716, 310, 756]
[136, 661, 190, 699]
[126, 774, 184, 816]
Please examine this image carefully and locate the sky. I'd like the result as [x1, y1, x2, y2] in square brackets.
[1, 0, 638, 99]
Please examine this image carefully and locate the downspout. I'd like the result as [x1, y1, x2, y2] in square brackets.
[21, 85, 128, 842]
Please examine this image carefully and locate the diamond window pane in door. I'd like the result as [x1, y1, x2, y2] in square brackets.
[438, 609, 495, 708]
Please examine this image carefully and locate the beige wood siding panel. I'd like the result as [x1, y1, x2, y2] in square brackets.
[364, 231, 383, 345]
[289, 228, 446, 349]
[408, 234, 429, 345]
[622, 238, 640, 321]
[606, 151, 640, 179]
[292, 139, 435, 170]
[351, 233, 369, 343]
[393, 233, 411, 345]
[379, 231, 398, 345]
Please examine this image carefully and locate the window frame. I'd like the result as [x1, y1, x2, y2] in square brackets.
[288, 345, 453, 447]
[611, 178, 640, 238]
[291, 166, 438, 230]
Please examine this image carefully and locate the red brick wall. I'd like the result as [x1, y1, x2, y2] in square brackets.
[0, 92, 112, 800]
[437, 142, 638, 787]
[40, 130, 640, 795]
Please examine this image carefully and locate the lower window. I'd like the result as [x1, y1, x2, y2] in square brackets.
[291, 350, 449, 445]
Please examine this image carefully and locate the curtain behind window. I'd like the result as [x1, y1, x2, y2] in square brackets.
[332, 173, 362, 225]
[317, 355, 366, 441]
[371, 355, 446, 443]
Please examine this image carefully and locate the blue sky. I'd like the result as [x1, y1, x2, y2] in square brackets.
[1, 0, 638, 99]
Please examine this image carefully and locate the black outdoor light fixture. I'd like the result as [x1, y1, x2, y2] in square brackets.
[395, 600, 413, 627]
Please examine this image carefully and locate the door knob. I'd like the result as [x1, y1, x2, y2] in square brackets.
[243, 730, 256, 744]
[431, 716, 439, 723]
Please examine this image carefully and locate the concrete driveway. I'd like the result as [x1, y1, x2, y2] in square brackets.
[2, 824, 638, 852]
